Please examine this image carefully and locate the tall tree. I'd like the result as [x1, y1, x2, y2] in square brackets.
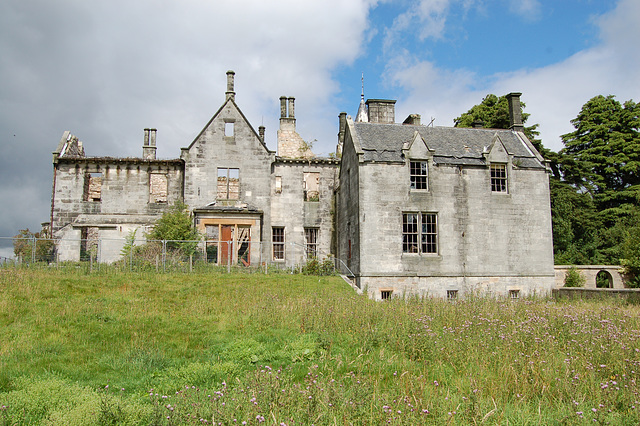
[557, 95, 640, 265]
[560, 95, 640, 215]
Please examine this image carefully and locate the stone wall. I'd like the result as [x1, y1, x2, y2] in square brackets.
[51, 158, 183, 262]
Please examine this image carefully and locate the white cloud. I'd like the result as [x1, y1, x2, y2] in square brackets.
[0, 0, 378, 237]
[382, 0, 640, 152]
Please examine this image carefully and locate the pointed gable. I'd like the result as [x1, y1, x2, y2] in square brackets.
[404, 131, 433, 160]
[485, 134, 510, 163]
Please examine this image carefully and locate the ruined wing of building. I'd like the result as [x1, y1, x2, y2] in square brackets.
[50, 71, 554, 299]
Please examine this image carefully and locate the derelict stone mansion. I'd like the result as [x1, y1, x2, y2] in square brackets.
[50, 71, 555, 299]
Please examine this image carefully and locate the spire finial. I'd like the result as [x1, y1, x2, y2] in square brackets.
[361, 72, 364, 101]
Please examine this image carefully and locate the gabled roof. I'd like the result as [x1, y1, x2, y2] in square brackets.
[352, 122, 545, 169]
[184, 97, 273, 154]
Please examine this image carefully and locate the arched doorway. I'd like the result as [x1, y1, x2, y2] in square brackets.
[596, 270, 613, 288]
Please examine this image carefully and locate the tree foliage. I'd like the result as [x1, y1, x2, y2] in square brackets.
[556, 95, 640, 266]
[13, 228, 55, 262]
[560, 95, 640, 212]
[146, 201, 201, 254]
[454, 94, 544, 152]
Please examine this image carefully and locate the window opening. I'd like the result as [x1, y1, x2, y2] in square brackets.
[237, 226, 251, 266]
[205, 225, 219, 263]
[509, 289, 520, 300]
[403, 212, 437, 254]
[381, 290, 393, 300]
[447, 290, 458, 300]
[305, 228, 318, 259]
[275, 176, 282, 194]
[303, 172, 320, 201]
[490, 164, 507, 193]
[272, 227, 285, 261]
[83, 172, 102, 202]
[80, 226, 99, 260]
[217, 168, 240, 200]
[225, 121, 234, 137]
[410, 161, 428, 190]
[149, 173, 168, 203]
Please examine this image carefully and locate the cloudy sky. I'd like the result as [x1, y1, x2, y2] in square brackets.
[1, 0, 639, 257]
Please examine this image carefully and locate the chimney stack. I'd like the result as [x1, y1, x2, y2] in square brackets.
[288, 97, 295, 119]
[366, 99, 396, 124]
[226, 70, 235, 101]
[506, 92, 524, 131]
[280, 96, 287, 118]
[259, 125, 265, 142]
[143, 128, 157, 160]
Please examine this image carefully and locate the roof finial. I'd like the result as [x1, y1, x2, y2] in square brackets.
[355, 72, 369, 123]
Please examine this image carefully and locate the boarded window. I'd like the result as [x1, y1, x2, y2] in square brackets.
[83, 173, 102, 202]
[217, 168, 240, 200]
[272, 227, 285, 261]
[410, 161, 428, 190]
[149, 173, 168, 203]
[303, 172, 320, 201]
[490, 164, 507, 193]
[304, 228, 318, 259]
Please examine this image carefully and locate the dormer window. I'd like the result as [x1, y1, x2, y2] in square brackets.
[490, 164, 507, 193]
[410, 161, 428, 190]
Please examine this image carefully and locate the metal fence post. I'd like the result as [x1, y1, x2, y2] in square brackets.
[162, 240, 167, 273]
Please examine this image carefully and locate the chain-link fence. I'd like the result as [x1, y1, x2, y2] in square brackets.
[0, 236, 353, 276]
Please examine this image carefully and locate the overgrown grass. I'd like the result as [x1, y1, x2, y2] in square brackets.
[1, 268, 639, 424]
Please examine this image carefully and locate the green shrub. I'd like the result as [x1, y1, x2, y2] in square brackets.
[564, 266, 585, 287]
[301, 257, 335, 276]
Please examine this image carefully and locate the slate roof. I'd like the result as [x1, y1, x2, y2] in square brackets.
[352, 122, 545, 169]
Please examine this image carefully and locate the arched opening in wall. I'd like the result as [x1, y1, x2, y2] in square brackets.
[596, 270, 613, 288]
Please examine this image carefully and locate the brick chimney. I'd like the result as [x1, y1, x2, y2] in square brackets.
[366, 99, 396, 124]
[226, 70, 235, 101]
[506, 92, 524, 131]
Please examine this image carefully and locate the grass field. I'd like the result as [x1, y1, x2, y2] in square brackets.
[1, 268, 639, 425]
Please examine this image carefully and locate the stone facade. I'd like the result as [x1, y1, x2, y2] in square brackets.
[335, 93, 555, 300]
[51, 71, 337, 267]
[49, 71, 554, 299]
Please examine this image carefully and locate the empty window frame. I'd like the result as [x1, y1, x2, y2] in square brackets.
[149, 173, 168, 203]
[490, 164, 508, 193]
[447, 290, 458, 300]
[303, 172, 320, 201]
[83, 172, 102, 202]
[304, 228, 318, 259]
[224, 121, 234, 137]
[272, 227, 285, 261]
[509, 289, 520, 300]
[380, 290, 393, 300]
[410, 161, 428, 190]
[402, 212, 438, 254]
[217, 168, 240, 200]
